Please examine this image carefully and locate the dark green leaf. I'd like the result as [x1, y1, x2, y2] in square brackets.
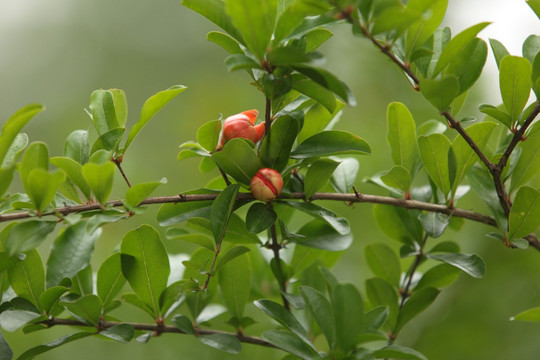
[418, 212, 449, 238]
[420, 75, 460, 111]
[5, 221, 56, 256]
[333, 283, 364, 352]
[523, 35, 540, 64]
[60, 295, 102, 326]
[38, 286, 69, 315]
[260, 114, 300, 172]
[214, 246, 250, 273]
[97, 253, 126, 310]
[246, 202, 277, 233]
[292, 130, 370, 159]
[268, 46, 313, 65]
[511, 127, 540, 191]
[172, 314, 195, 334]
[365, 243, 401, 288]
[427, 252, 486, 279]
[299, 286, 335, 349]
[211, 138, 261, 185]
[16, 332, 93, 360]
[365, 277, 399, 329]
[387, 102, 418, 173]
[224, 54, 261, 71]
[211, 184, 239, 244]
[0, 330, 13, 360]
[277, 201, 350, 235]
[415, 263, 460, 290]
[304, 159, 340, 200]
[207, 31, 243, 55]
[330, 157, 359, 194]
[8, 249, 44, 309]
[499, 55, 532, 124]
[99, 323, 134, 343]
[293, 65, 356, 105]
[373, 345, 428, 360]
[395, 287, 439, 334]
[166, 230, 215, 251]
[291, 76, 337, 113]
[218, 249, 251, 319]
[157, 189, 217, 226]
[121, 225, 170, 318]
[295, 219, 352, 251]
[199, 333, 242, 354]
[508, 186, 540, 241]
[183, 0, 243, 42]
[261, 330, 321, 360]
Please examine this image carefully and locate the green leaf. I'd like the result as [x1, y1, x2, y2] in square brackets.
[16, 332, 93, 360]
[304, 28, 333, 52]
[0, 330, 13, 360]
[418, 134, 452, 197]
[499, 55, 532, 124]
[395, 287, 439, 334]
[25, 169, 65, 213]
[199, 333, 242, 354]
[373, 345, 428, 360]
[122, 293, 154, 317]
[420, 75, 460, 111]
[489, 38, 510, 69]
[50, 157, 91, 201]
[38, 286, 69, 315]
[387, 102, 418, 173]
[225, 0, 276, 60]
[527, 0, 540, 18]
[2, 133, 28, 169]
[508, 186, 540, 241]
[418, 212, 449, 238]
[304, 159, 340, 199]
[172, 314, 195, 334]
[210, 184, 239, 244]
[63, 130, 89, 165]
[365, 243, 401, 288]
[81, 161, 115, 206]
[89, 90, 121, 135]
[404, 0, 448, 58]
[433, 22, 490, 75]
[446, 37, 487, 94]
[224, 54, 261, 71]
[291, 76, 337, 114]
[261, 330, 321, 360]
[426, 252, 486, 279]
[267, 46, 313, 65]
[91, 128, 125, 154]
[157, 193, 215, 226]
[277, 201, 350, 235]
[166, 230, 215, 251]
[246, 202, 277, 233]
[99, 323, 134, 343]
[214, 246, 250, 273]
[299, 286, 335, 349]
[468, 165, 507, 229]
[123, 85, 186, 153]
[97, 253, 126, 310]
[415, 263, 460, 290]
[330, 157, 359, 194]
[207, 31, 243, 54]
[365, 277, 399, 329]
[297, 102, 344, 144]
[372, 5, 421, 36]
[121, 225, 170, 318]
[125, 178, 167, 208]
[513, 306, 540, 323]
[60, 295, 102, 326]
[5, 221, 56, 256]
[292, 65, 356, 105]
[332, 283, 364, 352]
[0, 310, 43, 332]
[46, 222, 101, 287]
[523, 35, 540, 64]
[20, 142, 49, 190]
[218, 249, 251, 319]
[8, 249, 44, 309]
[291, 130, 370, 159]
[211, 138, 261, 185]
[254, 299, 315, 350]
[260, 114, 300, 172]
[511, 127, 540, 191]
[381, 166, 411, 194]
[295, 219, 352, 251]
[0, 104, 44, 168]
[197, 119, 222, 152]
[183, 0, 243, 42]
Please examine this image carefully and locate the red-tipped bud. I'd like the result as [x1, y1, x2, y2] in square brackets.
[250, 168, 284, 202]
[216, 109, 265, 150]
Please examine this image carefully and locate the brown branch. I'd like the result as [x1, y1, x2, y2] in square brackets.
[40, 318, 275, 348]
[112, 158, 132, 188]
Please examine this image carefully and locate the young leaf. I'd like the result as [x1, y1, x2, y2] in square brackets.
[4, 220, 56, 256]
[259, 114, 301, 172]
[81, 161, 115, 206]
[218, 250, 251, 320]
[420, 75, 460, 111]
[395, 287, 439, 334]
[426, 252, 486, 279]
[446, 37, 487, 94]
[365, 243, 401, 288]
[210, 184, 239, 244]
[387, 102, 418, 173]
[63, 130, 89, 165]
[297, 102, 344, 144]
[332, 283, 364, 352]
[211, 138, 261, 185]
[89, 90, 121, 135]
[291, 130, 370, 159]
[381, 166, 411, 194]
[183, 0, 243, 42]
[489, 39, 510, 69]
[304, 159, 340, 200]
[121, 225, 170, 318]
[207, 31, 243, 55]
[46, 222, 101, 287]
[97, 253, 127, 310]
[7, 249, 44, 309]
[499, 55, 532, 124]
[20, 141, 49, 190]
[50, 157, 91, 201]
[125, 178, 167, 208]
[224, 54, 261, 71]
[404, 0, 448, 58]
[299, 286, 335, 349]
[508, 186, 540, 241]
[197, 119, 222, 152]
[123, 85, 187, 153]
[38, 286, 69, 314]
[245, 202, 277, 233]
[0, 104, 44, 168]
[418, 133, 452, 197]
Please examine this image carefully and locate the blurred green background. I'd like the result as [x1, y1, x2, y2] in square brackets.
[1, 0, 540, 359]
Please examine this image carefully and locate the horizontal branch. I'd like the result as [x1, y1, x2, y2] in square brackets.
[41, 318, 275, 348]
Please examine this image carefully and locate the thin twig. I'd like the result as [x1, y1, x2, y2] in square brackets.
[270, 223, 290, 311]
[218, 166, 232, 186]
[40, 318, 275, 348]
[113, 159, 132, 188]
[264, 97, 272, 136]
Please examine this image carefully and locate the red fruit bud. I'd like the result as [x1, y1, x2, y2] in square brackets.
[216, 109, 265, 150]
[250, 168, 284, 202]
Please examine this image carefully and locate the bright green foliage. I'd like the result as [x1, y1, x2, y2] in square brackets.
[387, 102, 418, 174]
[418, 133, 452, 199]
[499, 56, 532, 125]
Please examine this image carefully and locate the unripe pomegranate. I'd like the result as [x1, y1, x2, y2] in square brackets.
[250, 168, 284, 202]
[216, 109, 265, 150]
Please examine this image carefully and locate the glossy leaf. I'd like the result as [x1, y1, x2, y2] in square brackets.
[121, 225, 170, 318]
[292, 130, 370, 159]
[365, 243, 401, 288]
[291, 75, 337, 113]
[304, 159, 340, 200]
[292, 65, 356, 105]
[446, 37, 487, 94]
[60, 295, 102, 326]
[330, 157, 359, 194]
[99, 323, 134, 343]
[365, 277, 399, 329]
[218, 249, 250, 319]
[16, 332, 93, 360]
[511, 127, 540, 191]
[183, 0, 243, 42]
[89, 90, 121, 135]
[0, 104, 44, 168]
[427, 252, 486, 279]
[418, 133, 452, 197]
[172, 314, 195, 334]
[277, 201, 350, 235]
[50, 156, 91, 201]
[387, 102, 418, 173]
[420, 75, 460, 111]
[125, 178, 167, 208]
[467, 165, 507, 229]
[246, 202, 277, 233]
[91, 128, 125, 154]
[4, 220, 56, 256]
[25, 169, 65, 213]
[404, 0, 448, 58]
[199, 333, 241, 354]
[299, 286, 335, 349]
[260, 114, 300, 172]
[489, 38, 510, 69]
[508, 186, 540, 241]
[523, 35, 540, 64]
[38, 286, 69, 314]
[418, 212, 449, 238]
[332, 283, 364, 352]
[197, 119, 222, 152]
[97, 253, 126, 310]
[224, 54, 261, 71]
[395, 287, 439, 334]
[46, 222, 101, 287]
[8, 249, 44, 309]
[207, 31, 243, 55]
[211, 138, 261, 185]
[2, 133, 28, 169]
[81, 161, 115, 206]
[499, 55, 532, 124]
[0, 310, 43, 332]
[415, 264, 460, 290]
[20, 142, 48, 189]
[261, 330, 320, 360]
[373, 345, 428, 360]
[210, 184, 239, 244]
[123, 85, 187, 153]
[295, 219, 352, 251]
[381, 166, 411, 194]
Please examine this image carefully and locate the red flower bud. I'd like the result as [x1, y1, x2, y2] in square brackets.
[250, 168, 284, 202]
[216, 109, 265, 150]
